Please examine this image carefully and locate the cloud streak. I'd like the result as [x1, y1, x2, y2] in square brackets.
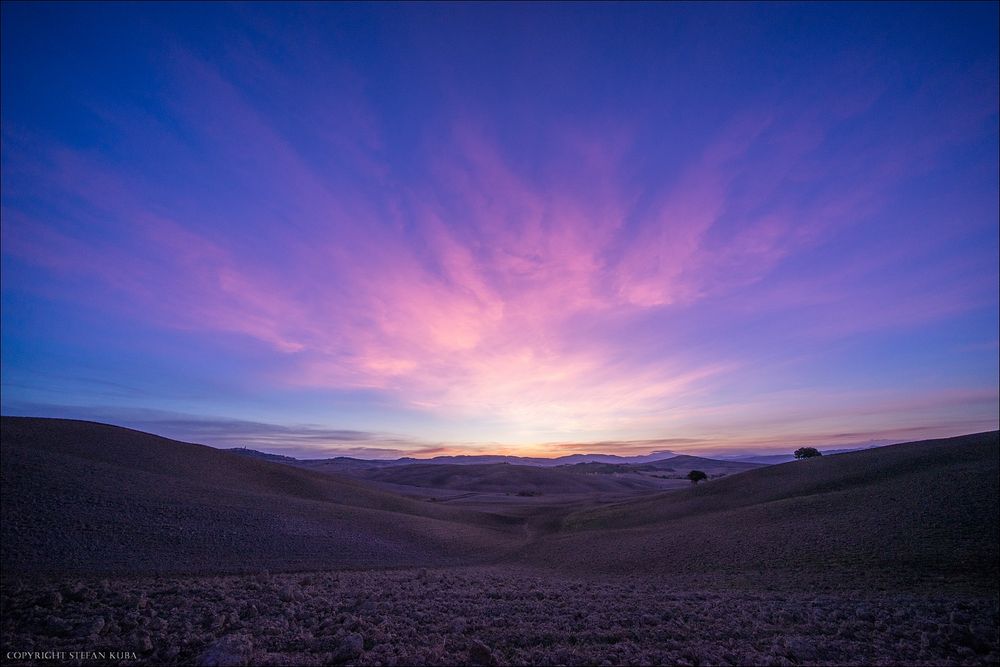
[2, 4, 996, 452]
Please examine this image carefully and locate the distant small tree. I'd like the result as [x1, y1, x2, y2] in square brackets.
[794, 447, 822, 459]
[687, 470, 707, 483]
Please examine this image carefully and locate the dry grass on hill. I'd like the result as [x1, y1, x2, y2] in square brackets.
[519, 432, 1000, 591]
[0, 418, 517, 576]
[355, 462, 669, 494]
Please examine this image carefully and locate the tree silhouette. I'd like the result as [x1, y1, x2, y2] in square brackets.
[687, 470, 708, 483]
[794, 447, 822, 459]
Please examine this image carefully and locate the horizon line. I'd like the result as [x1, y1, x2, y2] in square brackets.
[3, 413, 996, 462]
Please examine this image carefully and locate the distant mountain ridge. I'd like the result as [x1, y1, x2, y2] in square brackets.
[227, 445, 878, 468]
[228, 448, 681, 468]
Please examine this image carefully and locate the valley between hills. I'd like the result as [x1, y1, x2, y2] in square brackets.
[1, 417, 997, 666]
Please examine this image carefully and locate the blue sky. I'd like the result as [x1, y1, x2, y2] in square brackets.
[2, 2, 997, 457]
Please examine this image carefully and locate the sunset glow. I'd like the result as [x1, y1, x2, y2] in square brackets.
[2, 3, 997, 457]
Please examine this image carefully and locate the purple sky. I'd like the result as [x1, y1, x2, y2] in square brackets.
[2, 3, 997, 458]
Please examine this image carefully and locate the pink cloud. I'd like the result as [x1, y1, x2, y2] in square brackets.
[3, 48, 994, 446]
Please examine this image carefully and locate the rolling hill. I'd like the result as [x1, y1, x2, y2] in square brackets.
[519, 431, 1000, 590]
[640, 453, 765, 473]
[283, 450, 767, 493]
[1, 419, 996, 667]
[0, 417, 517, 576]
[353, 462, 673, 495]
[4, 417, 996, 594]
[560, 454, 765, 477]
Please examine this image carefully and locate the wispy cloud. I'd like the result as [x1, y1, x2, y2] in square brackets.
[2, 5, 996, 452]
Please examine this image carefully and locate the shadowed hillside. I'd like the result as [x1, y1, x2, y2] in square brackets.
[520, 431, 1000, 590]
[290, 452, 763, 495]
[2, 419, 997, 665]
[4, 418, 997, 594]
[561, 454, 764, 477]
[354, 462, 672, 494]
[0, 417, 517, 576]
[640, 453, 764, 473]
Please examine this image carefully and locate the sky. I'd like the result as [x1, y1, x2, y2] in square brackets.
[1, 2, 997, 459]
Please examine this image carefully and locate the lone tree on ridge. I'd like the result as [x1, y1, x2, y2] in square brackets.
[687, 470, 708, 483]
[794, 447, 822, 459]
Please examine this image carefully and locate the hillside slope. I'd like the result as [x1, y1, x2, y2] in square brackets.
[560, 455, 764, 477]
[640, 454, 764, 473]
[0, 417, 516, 576]
[520, 431, 1000, 590]
[356, 462, 669, 494]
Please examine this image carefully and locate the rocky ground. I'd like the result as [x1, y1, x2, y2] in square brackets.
[2, 567, 997, 666]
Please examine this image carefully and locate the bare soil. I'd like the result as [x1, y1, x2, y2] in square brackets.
[3, 568, 998, 666]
